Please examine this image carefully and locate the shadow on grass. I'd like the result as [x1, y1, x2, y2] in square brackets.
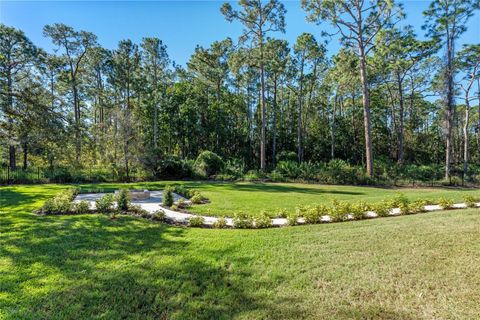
[0, 189, 305, 319]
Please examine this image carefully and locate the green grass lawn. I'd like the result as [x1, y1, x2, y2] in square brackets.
[78, 181, 479, 217]
[1, 184, 480, 319]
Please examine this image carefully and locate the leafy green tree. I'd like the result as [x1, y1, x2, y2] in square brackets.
[221, 0, 286, 170]
[43, 23, 97, 164]
[302, 0, 403, 176]
[0, 24, 38, 170]
[423, 0, 480, 179]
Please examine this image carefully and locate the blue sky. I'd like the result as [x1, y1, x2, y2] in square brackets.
[1, 1, 479, 66]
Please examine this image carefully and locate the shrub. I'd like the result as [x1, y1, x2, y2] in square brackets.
[254, 213, 272, 228]
[350, 201, 369, 220]
[163, 185, 174, 207]
[328, 200, 351, 222]
[128, 204, 149, 217]
[116, 189, 130, 211]
[286, 212, 300, 226]
[372, 201, 391, 217]
[40, 189, 76, 215]
[464, 195, 478, 208]
[275, 208, 288, 218]
[152, 209, 166, 221]
[194, 150, 224, 177]
[74, 200, 91, 214]
[188, 216, 205, 227]
[303, 205, 327, 224]
[213, 217, 228, 228]
[409, 199, 427, 214]
[95, 194, 115, 213]
[190, 192, 205, 204]
[233, 212, 254, 229]
[438, 197, 454, 210]
[176, 198, 190, 209]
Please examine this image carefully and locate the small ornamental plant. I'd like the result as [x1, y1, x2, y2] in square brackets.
[163, 185, 175, 207]
[213, 217, 228, 228]
[152, 209, 166, 221]
[233, 212, 254, 229]
[438, 197, 454, 210]
[95, 194, 115, 214]
[188, 216, 205, 227]
[116, 189, 130, 211]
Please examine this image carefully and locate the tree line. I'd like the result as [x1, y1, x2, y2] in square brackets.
[1, 0, 479, 182]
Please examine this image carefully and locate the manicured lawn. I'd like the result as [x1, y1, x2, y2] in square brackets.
[1, 184, 480, 319]
[79, 181, 479, 217]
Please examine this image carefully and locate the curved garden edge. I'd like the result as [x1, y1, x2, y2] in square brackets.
[161, 202, 480, 228]
[71, 190, 479, 228]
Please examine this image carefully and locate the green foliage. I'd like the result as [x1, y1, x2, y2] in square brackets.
[176, 198, 190, 209]
[303, 205, 327, 224]
[151, 209, 166, 221]
[188, 216, 205, 227]
[95, 194, 115, 213]
[409, 200, 427, 214]
[128, 204, 150, 217]
[73, 200, 91, 214]
[286, 212, 300, 226]
[438, 197, 454, 210]
[372, 201, 391, 217]
[116, 189, 131, 211]
[253, 213, 272, 228]
[163, 185, 174, 207]
[233, 212, 254, 229]
[328, 200, 351, 222]
[194, 150, 224, 177]
[350, 201, 370, 220]
[190, 192, 206, 204]
[275, 208, 288, 218]
[40, 189, 78, 215]
[213, 217, 228, 228]
[464, 195, 478, 208]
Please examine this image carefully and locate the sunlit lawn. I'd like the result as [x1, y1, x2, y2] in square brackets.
[1, 184, 480, 319]
[79, 181, 479, 217]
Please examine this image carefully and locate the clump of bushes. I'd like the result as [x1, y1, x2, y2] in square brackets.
[190, 192, 206, 204]
[409, 199, 427, 214]
[287, 212, 300, 226]
[213, 217, 228, 228]
[233, 212, 254, 229]
[350, 201, 370, 220]
[302, 205, 327, 224]
[116, 189, 131, 211]
[188, 216, 205, 227]
[95, 193, 115, 213]
[163, 185, 175, 207]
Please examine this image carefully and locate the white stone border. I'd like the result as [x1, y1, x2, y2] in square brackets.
[74, 191, 480, 228]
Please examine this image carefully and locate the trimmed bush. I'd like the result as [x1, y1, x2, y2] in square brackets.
[152, 209, 166, 221]
[438, 197, 454, 210]
[328, 200, 350, 222]
[163, 185, 174, 207]
[74, 200, 91, 214]
[409, 199, 427, 214]
[190, 192, 205, 204]
[128, 204, 150, 217]
[464, 195, 478, 208]
[254, 213, 272, 228]
[188, 216, 205, 227]
[116, 189, 130, 211]
[40, 189, 77, 215]
[275, 208, 288, 218]
[372, 201, 391, 217]
[95, 194, 115, 213]
[233, 212, 254, 229]
[286, 212, 300, 226]
[213, 217, 228, 228]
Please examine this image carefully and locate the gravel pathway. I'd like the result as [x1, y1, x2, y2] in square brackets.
[75, 192, 477, 227]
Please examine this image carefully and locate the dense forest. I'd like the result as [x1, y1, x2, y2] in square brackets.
[1, 0, 480, 184]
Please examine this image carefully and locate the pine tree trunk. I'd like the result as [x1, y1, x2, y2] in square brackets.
[358, 46, 374, 176]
